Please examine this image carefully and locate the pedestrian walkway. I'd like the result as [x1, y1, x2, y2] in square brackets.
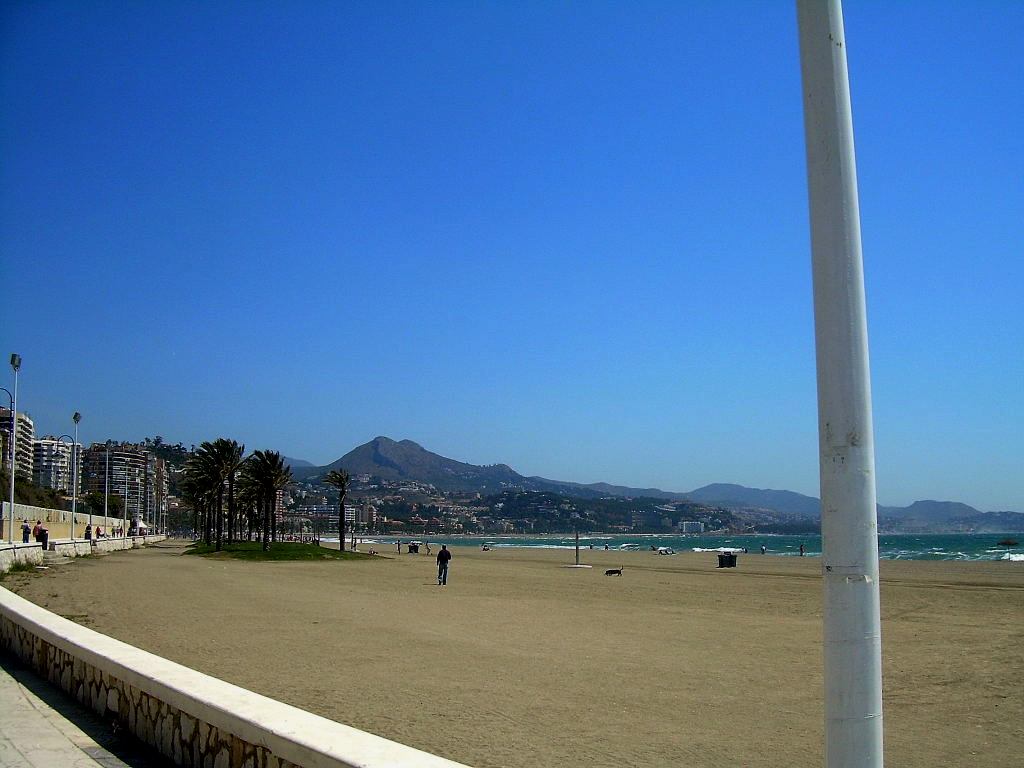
[0, 656, 169, 767]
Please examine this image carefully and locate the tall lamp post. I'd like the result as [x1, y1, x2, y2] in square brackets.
[7, 353, 21, 544]
[1, 386, 13, 543]
[71, 412, 81, 539]
[124, 453, 130, 539]
[797, 1, 883, 765]
[55, 435, 76, 538]
[103, 440, 112, 526]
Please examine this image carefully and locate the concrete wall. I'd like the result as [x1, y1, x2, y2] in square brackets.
[0, 542, 44, 574]
[49, 539, 94, 557]
[0, 586, 471, 768]
[0, 535, 168, 571]
[2, 501, 128, 541]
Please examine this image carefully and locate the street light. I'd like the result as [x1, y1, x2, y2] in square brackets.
[103, 440, 112, 527]
[55, 435, 76, 539]
[1, 386, 12, 543]
[7, 353, 20, 544]
[123, 450, 130, 539]
[72, 412, 81, 539]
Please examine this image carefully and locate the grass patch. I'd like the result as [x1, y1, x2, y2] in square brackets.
[184, 541, 375, 561]
[0, 560, 37, 580]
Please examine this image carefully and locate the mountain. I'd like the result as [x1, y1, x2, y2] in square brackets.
[289, 436, 1017, 526]
[525, 477, 680, 500]
[879, 500, 981, 523]
[282, 456, 314, 468]
[294, 437, 684, 498]
[311, 436, 524, 491]
[685, 483, 822, 517]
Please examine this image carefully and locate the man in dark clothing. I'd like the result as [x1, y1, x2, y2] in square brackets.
[436, 545, 452, 586]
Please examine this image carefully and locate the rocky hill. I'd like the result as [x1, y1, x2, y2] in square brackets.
[287, 436, 1020, 528]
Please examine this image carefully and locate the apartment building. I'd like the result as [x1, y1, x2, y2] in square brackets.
[32, 436, 82, 494]
[81, 443, 166, 526]
[0, 408, 35, 480]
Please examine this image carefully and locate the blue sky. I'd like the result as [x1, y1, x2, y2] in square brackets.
[1, 2, 1021, 511]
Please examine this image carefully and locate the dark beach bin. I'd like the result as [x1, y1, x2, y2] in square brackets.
[717, 553, 737, 568]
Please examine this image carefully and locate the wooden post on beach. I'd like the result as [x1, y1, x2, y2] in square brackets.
[797, 1, 884, 766]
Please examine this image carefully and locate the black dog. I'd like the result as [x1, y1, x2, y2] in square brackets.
[604, 566, 623, 576]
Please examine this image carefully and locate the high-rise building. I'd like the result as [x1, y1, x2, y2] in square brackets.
[32, 436, 82, 494]
[81, 443, 151, 523]
[1, 408, 35, 480]
[149, 454, 169, 528]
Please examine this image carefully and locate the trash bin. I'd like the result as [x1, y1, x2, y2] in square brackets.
[717, 552, 737, 568]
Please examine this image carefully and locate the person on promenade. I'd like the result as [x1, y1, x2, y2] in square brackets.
[32, 520, 42, 542]
[85, 524, 92, 541]
[21, 520, 30, 543]
[436, 545, 452, 586]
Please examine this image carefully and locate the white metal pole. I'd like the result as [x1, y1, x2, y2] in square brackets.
[124, 453, 129, 539]
[71, 413, 80, 539]
[796, 2, 883, 767]
[8, 360, 19, 543]
[104, 445, 109, 527]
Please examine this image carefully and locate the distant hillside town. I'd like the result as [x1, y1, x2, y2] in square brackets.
[3, 416, 1021, 537]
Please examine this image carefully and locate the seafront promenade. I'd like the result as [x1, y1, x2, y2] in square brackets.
[0, 653, 165, 767]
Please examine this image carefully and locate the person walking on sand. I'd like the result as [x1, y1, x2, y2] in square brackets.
[799, 543, 805, 556]
[436, 545, 452, 586]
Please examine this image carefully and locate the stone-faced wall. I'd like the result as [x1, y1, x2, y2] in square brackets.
[0, 543, 44, 574]
[1, 616, 298, 767]
[0, 586, 470, 768]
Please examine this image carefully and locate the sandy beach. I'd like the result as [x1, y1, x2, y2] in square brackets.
[4, 540, 1021, 768]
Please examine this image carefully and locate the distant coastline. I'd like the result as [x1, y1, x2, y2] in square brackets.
[332, 532, 1024, 562]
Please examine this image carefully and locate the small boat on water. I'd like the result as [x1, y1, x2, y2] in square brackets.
[619, 543, 640, 551]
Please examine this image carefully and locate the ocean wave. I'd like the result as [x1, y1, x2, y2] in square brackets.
[1000, 553, 1024, 561]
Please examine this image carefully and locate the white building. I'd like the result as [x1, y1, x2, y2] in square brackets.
[1, 408, 35, 480]
[33, 436, 82, 494]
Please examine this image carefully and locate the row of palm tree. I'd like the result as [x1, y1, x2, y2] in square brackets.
[181, 439, 293, 552]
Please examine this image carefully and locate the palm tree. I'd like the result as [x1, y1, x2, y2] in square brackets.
[193, 441, 228, 551]
[236, 472, 260, 541]
[243, 450, 292, 552]
[183, 447, 220, 545]
[324, 469, 350, 552]
[210, 439, 245, 544]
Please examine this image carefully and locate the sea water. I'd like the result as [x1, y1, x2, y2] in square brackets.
[366, 533, 1024, 562]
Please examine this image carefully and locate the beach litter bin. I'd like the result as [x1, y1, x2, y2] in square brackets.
[407, 543, 419, 554]
[717, 552, 737, 568]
